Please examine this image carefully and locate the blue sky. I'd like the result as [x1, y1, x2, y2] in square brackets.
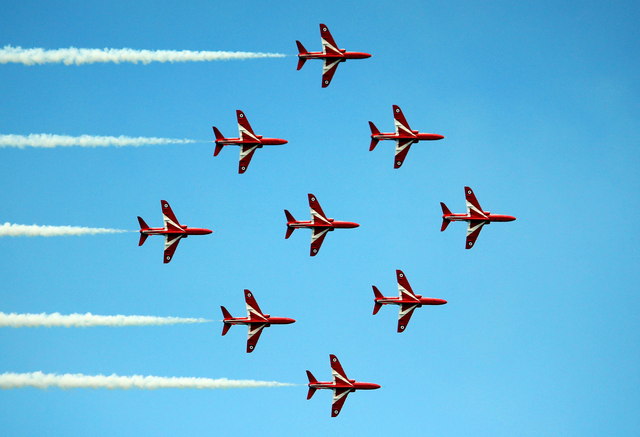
[1, 0, 639, 435]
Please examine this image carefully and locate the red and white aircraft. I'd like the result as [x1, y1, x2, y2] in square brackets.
[368, 105, 445, 168]
[220, 289, 295, 353]
[306, 354, 380, 417]
[441, 186, 516, 249]
[137, 200, 212, 264]
[372, 269, 447, 333]
[296, 23, 372, 88]
[212, 110, 288, 174]
[284, 193, 359, 256]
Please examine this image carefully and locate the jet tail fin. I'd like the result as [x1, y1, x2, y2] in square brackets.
[138, 233, 149, 247]
[212, 127, 225, 156]
[440, 202, 452, 215]
[212, 126, 224, 141]
[220, 306, 233, 336]
[137, 216, 149, 230]
[440, 202, 452, 232]
[221, 323, 231, 336]
[296, 40, 308, 55]
[372, 286, 383, 315]
[285, 227, 295, 239]
[306, 386, 317, 400]
[368, 121, 380, 151]
[296, 41, 308, 70]
[306, 370, 318, 399]
[440, 218, 451, 232]
[284, 210, 296, 239]
[137, 217, 149, 246]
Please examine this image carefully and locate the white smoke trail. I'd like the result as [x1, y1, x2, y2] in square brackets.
[0, 312, 211, 328]
[0, 372, 295, 390]
[0, 134, 196, 149]
[0, 45, 286, 66]
[0, 223, 127, 237]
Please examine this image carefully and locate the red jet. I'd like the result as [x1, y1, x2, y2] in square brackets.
[373, 269, 447, 333]
[220, 289, 295, 353]
[284, 193, 359, 256]
[306, 354, 380, 417]
[369, 105, 445, 168]
[212, 110, 288, 174]
[296, 23, 372, 88]
[441, 186, 516, 249]
[137, 200, 212, 264]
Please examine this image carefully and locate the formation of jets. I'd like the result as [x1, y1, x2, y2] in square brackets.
[129, 24, 518, 417]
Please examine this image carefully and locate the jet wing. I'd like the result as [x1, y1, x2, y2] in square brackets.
[396, 270, 419, 301]
[320, 24, 341, 56]
[244, 289, 267, 320]
[321, 58, 341, 88]
[330, 354, 351, 385]
[308, 194, 330, 225]
[394, 138, 416, 169]
[393, 105, 413, 135]
[236, 110, 259, 142]
[466, 221, 487, 249]
[398, 303, 418, 333]
[161, 200, 183, 231]
[238, 144, 259, 174]
[310, 228, 330, 256]
[246, 323, 267, 353]
[464, 186, 487, 218]
[331, 388, 352, 417]
[163, 234, 183, 263]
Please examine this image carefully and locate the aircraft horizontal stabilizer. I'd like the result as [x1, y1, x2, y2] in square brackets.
[137, 216, 149, 230]
[138, 233, 149, 247]
[221, 306, 232, 318]
[307, 386, 317, 400]
[306, 370, 318, 386]
[221, 323, 231, 336]
[214, 144, 224, 157]
[212, 126, 224, 141]
[296, 40, 308, 55]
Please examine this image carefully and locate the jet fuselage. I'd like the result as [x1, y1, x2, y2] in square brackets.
[287, 219, 360, 230]
[375, 296, 448, 306]
[309, 380, 381, 391]
[372, 131, 445, 142]
[140, 226, 213, 237]
[222, 316, 296, 326]
[298, 49, 372, 61]
[215, 137, 288, 147]
[444, 213, 516, 223]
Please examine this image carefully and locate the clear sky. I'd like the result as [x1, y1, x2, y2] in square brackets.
[1, 1, 639, 435]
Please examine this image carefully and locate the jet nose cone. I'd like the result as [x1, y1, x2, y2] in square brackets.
[205, 229, 213, 234]
[371, 383, 381, 389]
[439, 299, 448, 305]
[364, 53, 372, 58]
[285, 318, 296, 324]
[508, 216, 516, 222]
[437, 134, 445, 140]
